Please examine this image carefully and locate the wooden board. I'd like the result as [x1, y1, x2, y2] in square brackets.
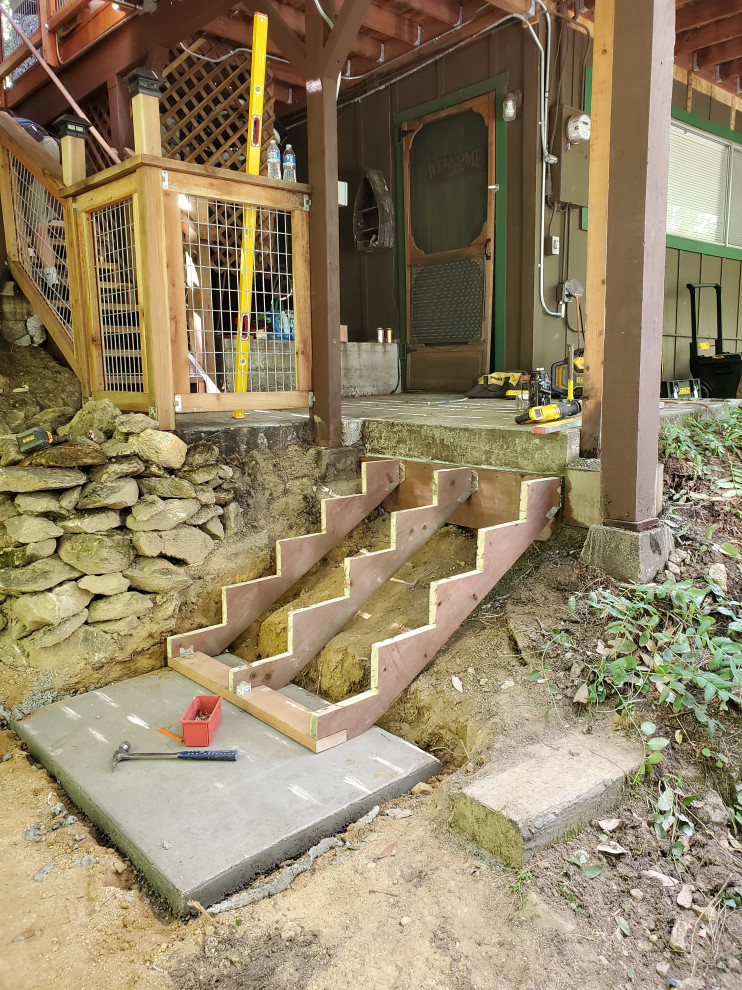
[168, 651, 347, 753]
[168, 459, 402, 658]
[229, 467, 473, 693]
[364, 456, 538, 529]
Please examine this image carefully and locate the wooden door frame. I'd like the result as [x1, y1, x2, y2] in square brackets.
[393, 72, 509, 385]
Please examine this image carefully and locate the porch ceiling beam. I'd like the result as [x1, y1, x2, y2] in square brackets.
[676, 12, 742, 54]
[240, 0, 307, 76]
[481, 1, 532, 13]
[321, 0, 376, 78]
[677, 0, 742, 35]
[695, 36, 742, 69]
[354, 1, 420, 45]
[717, 56, 742, 81]
[11, 0, 252, 124]
[231, 3, 384, 62]
[399, 0, 461, 28]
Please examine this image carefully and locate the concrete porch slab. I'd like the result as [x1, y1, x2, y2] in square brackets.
[12, 670, 439, 915]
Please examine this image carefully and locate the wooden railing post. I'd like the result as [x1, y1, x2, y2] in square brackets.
[54, 113, 90, 186]
[127, 67, 166, 157]
[54, 114, 93, 398]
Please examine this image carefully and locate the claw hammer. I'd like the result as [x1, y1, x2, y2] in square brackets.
[112, 740, 237, 771]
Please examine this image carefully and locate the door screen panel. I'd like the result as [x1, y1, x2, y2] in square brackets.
[409, 257, 485, 344]
[409, 109, 489, 255]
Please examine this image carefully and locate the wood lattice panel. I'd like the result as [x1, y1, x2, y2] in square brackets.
[80, 88, 113, 176]
[160, 37, 275, 172]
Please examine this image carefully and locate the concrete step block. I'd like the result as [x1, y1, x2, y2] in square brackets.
[451, 729, 643, 867]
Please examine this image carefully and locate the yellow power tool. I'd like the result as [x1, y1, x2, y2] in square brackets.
[515, 399, 582, 425]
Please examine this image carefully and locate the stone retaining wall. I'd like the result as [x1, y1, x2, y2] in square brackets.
[0, 400, 246, 715]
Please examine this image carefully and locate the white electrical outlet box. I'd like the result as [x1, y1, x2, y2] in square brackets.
[338, 180, 348, 207]
[548, 235, 560, 256]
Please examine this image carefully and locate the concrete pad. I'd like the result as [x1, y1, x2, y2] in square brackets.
[13, 669, 438, 915]
[450, 729, 643, 867]
[581, 523, 673, 583]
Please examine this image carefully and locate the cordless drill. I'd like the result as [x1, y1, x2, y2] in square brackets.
[16, 428, 71, 454]
[515, 399, 582, 425]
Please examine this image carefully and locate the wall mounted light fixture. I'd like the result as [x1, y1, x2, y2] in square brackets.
[502, 90, 523, 122]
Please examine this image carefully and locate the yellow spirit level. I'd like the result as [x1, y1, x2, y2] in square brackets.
[234, 12, 268, 419]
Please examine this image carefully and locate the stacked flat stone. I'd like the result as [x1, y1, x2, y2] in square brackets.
[0, 400, 243, 647]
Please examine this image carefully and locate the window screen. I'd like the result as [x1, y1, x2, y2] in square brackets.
[667, 123, 728, 245]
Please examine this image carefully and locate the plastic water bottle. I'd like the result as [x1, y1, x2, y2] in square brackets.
[282, 144, 297, 183]
[267, 137, 281, 180]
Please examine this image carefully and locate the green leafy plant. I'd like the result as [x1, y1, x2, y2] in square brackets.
[650, 774, 698, 863]
[510, 868, 533, 910]
[575, 579, 742, 739]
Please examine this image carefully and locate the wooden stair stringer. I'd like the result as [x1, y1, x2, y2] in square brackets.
[167, 458, 402, 659]
[310, 477, 562, 744]
[228, 467, 475, 693]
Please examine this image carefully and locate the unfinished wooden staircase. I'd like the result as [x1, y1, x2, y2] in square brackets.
[168, 459, 561, 752]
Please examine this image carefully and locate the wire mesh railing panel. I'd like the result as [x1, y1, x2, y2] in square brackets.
[180, 194, 296, 393]
[8, 154, 73, 340]
[91, 198, 143, 392]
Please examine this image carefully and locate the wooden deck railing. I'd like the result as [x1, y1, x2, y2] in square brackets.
[0, 115, 313, 430]
[0, 1, 131, 100]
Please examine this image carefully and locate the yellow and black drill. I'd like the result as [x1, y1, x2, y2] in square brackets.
[515, 398, 581, 424]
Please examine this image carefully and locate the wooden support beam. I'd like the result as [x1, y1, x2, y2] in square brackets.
[581, 0, 614, 457]
[482, 0, 532, 13]
[400, 0, 461, 27]
[240, 0, 307, 76]
[338, 0, 420, 46]
[718, 56, 742, 81]
[695, 37, 742, 69]
[306, 0, 338, 446]
[676, 0, 742, 35]
[600, 0, 674, 531]
[676, 12, 742, 55]
[321, 0, 376, 77]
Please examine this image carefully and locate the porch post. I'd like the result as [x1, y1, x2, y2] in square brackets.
[305, 1, 342, 448]
[581, 0, 675, 582]
[305, 0, 373, 448]
[600, 0, 674, 531]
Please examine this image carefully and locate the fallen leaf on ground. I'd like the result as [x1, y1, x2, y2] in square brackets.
[573, 683, 589, 704]
[384, 809, 413, 819]
[597, 818, 621, 832]
[11, 928, 38, 942]
[641, 869, 678, 887]
[597, 841, 628, 856]
[451, 676, 463, 693]
[376, 842, 398, 860]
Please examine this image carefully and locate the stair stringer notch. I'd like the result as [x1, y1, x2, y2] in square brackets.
[309, 477, 562, 745]
[167, 458, 402, 659]
[228, 467, 474, 693]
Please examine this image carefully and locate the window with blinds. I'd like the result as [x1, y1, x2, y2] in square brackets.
[667, 119, 742, 251]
